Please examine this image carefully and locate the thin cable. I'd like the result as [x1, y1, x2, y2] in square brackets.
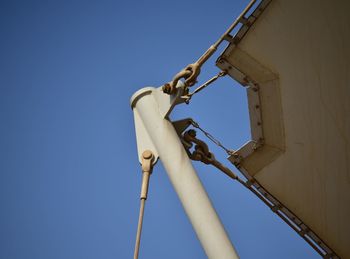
[191, 120, 233, 155]
[134, 198, 146, 259]
[185, 71, 227, 102]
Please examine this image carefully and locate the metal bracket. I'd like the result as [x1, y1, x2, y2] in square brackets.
[180, 128, 239, 181]
[246, 81, 264, 143]
[216, 59, 264, 166]
[172, 118, 194, 136]
[228, 140, 262, 167]
[155, 81, 186, 118]
[131, 82, 187, 164]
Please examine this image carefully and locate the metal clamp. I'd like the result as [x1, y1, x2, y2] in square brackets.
[162, 0, 258, 96]
[140, 150, 154, 200]
[163, 63, 200, 95]
[182, 129, 239, 181]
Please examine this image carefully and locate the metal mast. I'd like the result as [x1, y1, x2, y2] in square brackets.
[131, 85, 238, 259]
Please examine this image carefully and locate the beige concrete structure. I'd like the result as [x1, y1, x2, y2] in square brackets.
[217, 0, 350, 257]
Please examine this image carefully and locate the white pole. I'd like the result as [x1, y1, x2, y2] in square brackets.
[131, 87, 239, 259]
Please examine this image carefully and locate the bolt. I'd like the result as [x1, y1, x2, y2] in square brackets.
[142, 150, 153, 160]
[242, 76, 249, 86]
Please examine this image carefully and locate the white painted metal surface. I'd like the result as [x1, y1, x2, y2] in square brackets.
[218, 0, 350, 257]
[131, 87, 238, 259]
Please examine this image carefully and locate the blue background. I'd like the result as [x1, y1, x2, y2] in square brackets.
[0, 0, 319, 258]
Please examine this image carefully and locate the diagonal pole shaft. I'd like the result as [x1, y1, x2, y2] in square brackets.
[131, 88, 238, 259]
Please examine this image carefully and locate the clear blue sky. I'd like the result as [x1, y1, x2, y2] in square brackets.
[0, 0, 319, 258]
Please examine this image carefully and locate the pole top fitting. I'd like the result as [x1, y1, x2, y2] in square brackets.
[130, 87, 155, 109]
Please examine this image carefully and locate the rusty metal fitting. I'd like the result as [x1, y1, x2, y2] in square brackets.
[162, 69, 192, 95]
[162, 83, 176, 95]
[242, 76, 249, 86]
[183, 129, 211, 161]
[183, 63, 200, 87]
[180, 128, 238, 180]
[162, 63, 201, 95]
[183, 129, 196, 143]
